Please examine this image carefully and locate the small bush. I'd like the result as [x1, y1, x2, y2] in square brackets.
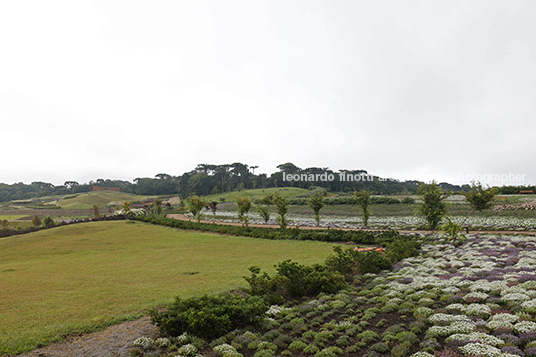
[314, 346, 343, 357]
[357, 330, 379, 343]
[150, 293, 268, 340]
[288, 340, 308, 351]
[357, 251, 392, 274]
[303, 344, 320, 355]
[391, 341, 412, 357]
[370, 342, 390, 353]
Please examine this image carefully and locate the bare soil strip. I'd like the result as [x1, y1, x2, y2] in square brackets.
[15, 317, 156, 357]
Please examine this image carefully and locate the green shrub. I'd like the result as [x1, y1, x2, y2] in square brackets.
[314, 346, 343, 357]
[376, 319, 387, 328]
[335, 335, 350, 346]
[409, 321, 426, 334]
[384, 324, 407, 335]
[256, 341, 278, 352]
[391, 341, 412, 357]
[253, 350, 275, 357]
[135, 215, 401, 245]
[357, 330, 379, 343]
[288, 340, 308, 351]
[385, 238, 420, 263]
[303, 344, 320, 355]
[42, 216, 55, 227]
[395, 331, 418, 345]
[357, 251, 392, 274]
[150, 293, 268, 340]
[245, 260, 347, 302]
[370, 342, 390, 353]
[263, 329, 281, 341]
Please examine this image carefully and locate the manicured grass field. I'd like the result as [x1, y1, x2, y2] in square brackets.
[0, 221, 338, 355]
[0, 215, 28, 220]
[55, 191, 145, 209]
[202, 187, 308, 203]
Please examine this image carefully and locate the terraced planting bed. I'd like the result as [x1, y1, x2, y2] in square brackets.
[130, 233, 536, 357]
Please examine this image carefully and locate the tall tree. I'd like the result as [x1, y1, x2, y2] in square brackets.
[236, 195, 252, 227]
[272, 193, 290, 230]
[354, 190, 372, 226]
[418, 181, 451, 230]
[188, 195, 206, 223]
[308, 192, 324, 226]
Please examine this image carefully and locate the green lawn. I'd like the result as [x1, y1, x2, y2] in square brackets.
[55, 191, 145, 209]
[203, 187, 308, 203]
[0, 215, 28, 220]
[0, 221, 338, 355]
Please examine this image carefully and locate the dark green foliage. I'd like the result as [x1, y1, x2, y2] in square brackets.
[135, 215, 401, 245]
[42, 216, 55, 227]
[244, 260, 347, 302]
[187, 195, 206, 223]
[243, 266, 287, 305]
[308, 192, 325, 226]
[401, 197, 416, 204]
[357, 330, 379, 343]
[354, 190, 372, 226]
[461, 181, 498, 212]
[417, 181, 451, 230]
[150, 293, 268, 340]
[256, 205, 270, 223]
[236, 195, 252, 226]
[263, 329, 282, 341]
[335, 335, 350, 346]
[385, 238, 420, 263]
[325, 246, 361, 274]
[356, 250, 392, 274]
[32, 215, 41, 227]
[395, 331, 418, 344]
[409, 320, 426, 334]
[288, 340, 308, 351]
[370, 342, 390, 353]
[391, 341, 412, 357]
[272, 193, 290, 229]
[289, 196, 404, 205]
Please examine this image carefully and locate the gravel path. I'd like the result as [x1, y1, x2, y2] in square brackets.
[16, 317, 156, 357]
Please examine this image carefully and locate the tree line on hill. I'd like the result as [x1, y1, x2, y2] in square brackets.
[0, 162, 533, 202]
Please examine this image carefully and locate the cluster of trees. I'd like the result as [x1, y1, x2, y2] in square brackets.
[2, 161, 519, 203]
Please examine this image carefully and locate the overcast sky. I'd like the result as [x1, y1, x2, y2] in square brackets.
[1, 1, 535, 187]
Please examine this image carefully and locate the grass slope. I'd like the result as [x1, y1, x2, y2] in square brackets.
[203, 187, 308, 203]
[55, 191, 145, 209]
[0, 221, 338, 355]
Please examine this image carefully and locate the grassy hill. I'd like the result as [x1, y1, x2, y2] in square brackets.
[0, 220, 337, 355]
[54, 191, 145, 209]
[202, 187, 308, 203]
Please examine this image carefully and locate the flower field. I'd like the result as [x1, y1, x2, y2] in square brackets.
[131, 233, 536, 357]
[194, 210, 536, 231]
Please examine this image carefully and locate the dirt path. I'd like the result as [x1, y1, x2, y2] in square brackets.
[15, 317, 156, 357]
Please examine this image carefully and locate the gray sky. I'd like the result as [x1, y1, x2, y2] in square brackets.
[1, 1, 535, 187]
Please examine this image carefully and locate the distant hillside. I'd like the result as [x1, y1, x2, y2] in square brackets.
[0, 161, 489, 203]
[202, 187, 308, 203]
[55, 191, 145, 209]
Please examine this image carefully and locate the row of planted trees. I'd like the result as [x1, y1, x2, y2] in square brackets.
[186, 193, 295, 229]
[183, 181, 498, 240]
[183, 190, 393, 229]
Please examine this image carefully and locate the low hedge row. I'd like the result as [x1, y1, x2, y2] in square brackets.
[134, 215, 401, 245]
[0, 214, 126, 238]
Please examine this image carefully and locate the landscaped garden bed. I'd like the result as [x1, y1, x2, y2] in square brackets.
[130, 233, 536, 357]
